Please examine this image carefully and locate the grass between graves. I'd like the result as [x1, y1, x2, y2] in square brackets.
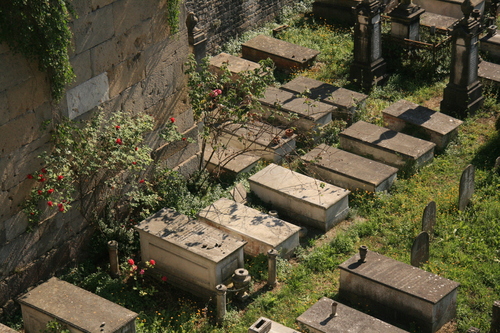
[4, 3, 500, 333]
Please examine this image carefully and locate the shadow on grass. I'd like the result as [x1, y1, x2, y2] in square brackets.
[471, 130, 500, 169]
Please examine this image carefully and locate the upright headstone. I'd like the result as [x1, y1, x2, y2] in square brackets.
[350, 0, 388, 90]
[389, 0, 425, 41]
[186, 12, 207, 67]
[491, 300, 500, 333]
[458, 164, 475, 211]
[422, 201, 436, 235]
[411, 231, 429, 267]
[440, 0, 484, 117]
[494, 156, 500, 171]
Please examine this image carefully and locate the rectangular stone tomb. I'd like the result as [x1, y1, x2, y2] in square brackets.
[204, 145, 261, 176]
[301, 144, 398, 192]
[198, 198, 300, 257]
[480, 33, 500, 61]
[280, 76, 368, 118]
[478, 60, 500, 89]
[296, 297, 409, 333]
[218, 121, 296, 163]
[382, 99, 462, 150]
[339, 121, 435, 169]
[209, 52, 261, 80]
[249, 317, 300, 333]
[134, 208, 246, 298]
[18, 277, 137, 333]
[338, 251, 460, 333]
[0, 323, 23, 333]
[242, 34, 320, 70]
[312, 0, 360, 25]
[420, 12, 458, 31]
[413, 0, 484, 19]
[258, 86, 334, 131]
[248, 163, 350, 232]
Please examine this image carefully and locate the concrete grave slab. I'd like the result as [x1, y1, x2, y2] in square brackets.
[258, 86, 334, 131]
[204, 145, 261, 176]
[480, 33, 500, 60]
[280, 76, 368, 118]
[242, 35, 320, 71]
[296, 297, 409, 333]
[248, 317, 300, 333]
[18, 277, 137, 333]
[198, 198, 300, 257]
[209, 53, 261, 80]
[339, 121, 436, 169]
[382, 99, 462, 150]
[312, 0, 361, 25]
[339, 250, 460, 333]
[302, 144, 398, 192]
[249, 164, 350, 232]
[414, 0, 484, 19]
[135, 208, 246, 298]
[219, 121, 296, 163]
[420, 12, 459, 31]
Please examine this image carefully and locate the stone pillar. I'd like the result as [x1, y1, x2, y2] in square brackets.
[215, 284, 227, 325]
[107, 240, 120, 278]
[388, 0, 425, 40]
[350, 0, 388, 91]
[186, 12, 207, 67]
[267, 249, 279, 288]
[440, 0, 484, 118]
[491, 300, 500, 333]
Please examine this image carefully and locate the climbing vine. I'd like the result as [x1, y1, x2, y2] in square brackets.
[167, 0, 181, 34]
[0, 0, 75, 102]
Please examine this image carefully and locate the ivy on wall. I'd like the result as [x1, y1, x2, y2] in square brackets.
[167, 0, 181, 34]
[0, 0, 75, 102]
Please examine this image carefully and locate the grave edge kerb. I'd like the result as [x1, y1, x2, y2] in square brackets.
[338, 254, 460, 305]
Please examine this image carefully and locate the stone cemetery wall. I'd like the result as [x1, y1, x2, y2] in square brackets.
[0, 0, 196, 314]
[185, 0, 296, 54]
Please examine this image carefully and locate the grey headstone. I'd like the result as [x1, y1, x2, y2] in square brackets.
[411, 231, 429, 267]
[422, 201, 436, 235]
[495, 156, 500, 170]
[458, 164, 475, 211]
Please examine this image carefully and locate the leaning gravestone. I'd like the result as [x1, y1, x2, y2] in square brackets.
[411, 231, 430, 267]
[422, 201, 436, 235]
[458, 164, 475, 211]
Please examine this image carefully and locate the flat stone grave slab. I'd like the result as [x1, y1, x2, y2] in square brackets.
[204, 145, 261, 176]
[134, 208, 246, 298]
[312, 0, 360, 25]
[339, 121, 436, 169]
[339, 251, 460, 333]
[302, 144, 398, 192]
[249, 163, 350, 232]
[0, 323, 18, 333]
[219, 120, 296, 163]
[414, 0, 484, 19]
[420, 12, 458, 31]
[242, 35, 320, 71]
[18, 277, 137, 333]
[382, 99, 463, 150]
[249, 317, 300, 333]
[480, 33, 500, 60]
[478, 60, 500, 88]
[296, 297, 409, 333]
[198, 198, 301, 257]
[280, 76, 368, 118]
[209, 52, 261, 80]
[258, 86, 334, 132]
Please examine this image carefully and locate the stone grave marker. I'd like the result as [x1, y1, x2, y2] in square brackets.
[422, 201, 436, 235]
[492, 300, 500, 333]
[230, 182, 248, 203]
[248, 317, 300, 333]
[411, 231, 430, 267]
[458, 164, 475, 211]
[495, 156, 500, 171]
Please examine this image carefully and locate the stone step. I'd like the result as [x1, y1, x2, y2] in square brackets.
[382, 99, 462, 150]
[302, 144, 398, 192]
[280, 76, 368, 119]
[339, 121, 435, 169]
[249, 163, 350, 232]
[198, 198, 301, 257]
[259, 86, 334, 131]
[218, 120, 296, 162]
[204, 145, 261, 176]
[242, 34, 320, 71]
[209, 52, 261, 80]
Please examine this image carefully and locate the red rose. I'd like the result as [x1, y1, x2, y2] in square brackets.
[37, 190, 43, 195]
[139, 179, 145, 184]
[132, 161, 137, 165]
[57, 175, 64, 181]
[58, 204, 64, 212]
[38, 177, 46, 182]
[41, 168, 47, 174]
[135, 147, 138, 151]
[182, 137, 187, 141]
[127, 258, 135, 265]
[27, 174, 33, 179]
[169, 117, 175, 123]
[116, 138, 122, 145]
[47, 201, 53, 207]
[115, 125, 121, 130]
[47, 189, 54, 194]
[150, 259, 156, 266]
[139, 269, 145, 275]
[161, 276, 167, 282]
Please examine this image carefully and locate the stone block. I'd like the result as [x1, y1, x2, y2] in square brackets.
[248, 317, 300, 333]
[0, 323, 17, 332]
[413, 0, 484, 19]
[173, 153, 200, 177]
[338, 250, 460, 333]
[91, 0, 115, 11]
[249, 164, 350, 232]
[135, 208, 246, 298]
[312, 0, 360, 25]
[302, 144, 398, 192]
[4, 212, 29, 243]
[198, 198, 301, 257]
[5, 179, 33, 221]
[71, 5, 115, 54]
[480, 33, 500, 61]
[142, 62, 175, 110]
[18, 277, 137, 333]
[112, 0, 158, 36]
[297, 297, 408, 333]
[107, 54, 146, 98]
[152, 124, 200, 169]
[0, 113, 41, 156]
[68, 49, 92, 89]
[242, 35, 320, 70]
[204, 145, 261, 176]
[339, 121, 436, 169]
[0, 52, 37, 90]
[66, 72, 110, 119]
[382, 99, 463, 150]
[420, 12, 458, 30]
[209, 53, 261, 80]
[478, 60, 500, 89]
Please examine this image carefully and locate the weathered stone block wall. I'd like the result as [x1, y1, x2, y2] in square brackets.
[0, 0, 197, 314]
[185, 0, 296, 54]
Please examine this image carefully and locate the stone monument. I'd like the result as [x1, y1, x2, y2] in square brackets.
[422, 201, 436, 235]
[350, 0, 388, 90]
[458, 164, 475, 211]
[186, 12, 207, 67]
[411, 231, 430, 267]
[388, 0, 425, 40]
[440, 0, 484, 117]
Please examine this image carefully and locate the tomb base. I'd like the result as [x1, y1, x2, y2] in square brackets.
[441, 81, 484, 118]
[350, 58, 388, 91]
[312, 0, 361, 25]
